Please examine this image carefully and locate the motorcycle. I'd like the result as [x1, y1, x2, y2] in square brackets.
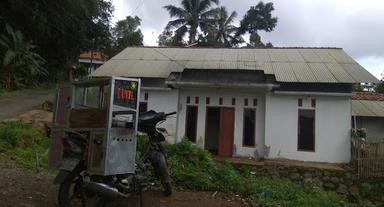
[54, 110, 175, 207]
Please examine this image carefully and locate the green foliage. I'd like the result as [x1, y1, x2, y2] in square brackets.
[110, 16, 143, 56]
[0, 88, 5, 96]
[0, 121, 48, 168]
[375, 80, 384, 93]
[358, 182, 384, 206]
[163, 1, 277, 47]
[158, 26, 185, 46]
[237, 1, 278, 47]
[165, 138, 217, 190]
[353, 83, 364, 92]
[163, 0, 220, 44]
[199, 7, 243, 47]
[73, 64, 90, 80]
[165, 139, 374, 207]
[0, 0, 114, 81]
[0, 25, 47, 89]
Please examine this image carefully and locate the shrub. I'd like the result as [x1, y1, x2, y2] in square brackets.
[0, 121, 48, 168]
[165, 138, 217, 190]
[164, 138, 374, 207]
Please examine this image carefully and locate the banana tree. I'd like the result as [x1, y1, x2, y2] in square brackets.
[0, 25, 47, 89]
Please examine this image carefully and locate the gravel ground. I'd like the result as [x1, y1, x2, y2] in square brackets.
[0, 158, 247, 207]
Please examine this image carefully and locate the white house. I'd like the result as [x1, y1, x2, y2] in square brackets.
[91, 47, 378, 163]
[352, 92, 384, 140]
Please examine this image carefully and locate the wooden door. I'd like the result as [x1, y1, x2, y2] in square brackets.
[218, 108, 234, 157]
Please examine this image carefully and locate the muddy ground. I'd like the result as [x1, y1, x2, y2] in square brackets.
[0, 159, 246, 207]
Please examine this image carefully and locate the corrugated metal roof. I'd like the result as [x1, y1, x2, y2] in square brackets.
[352, 100, 384, 117]
[290, 62, 317, 82]
[91, 47, 378, 83]
[308, 63, 338, 83]
[272, 62, 296, 82]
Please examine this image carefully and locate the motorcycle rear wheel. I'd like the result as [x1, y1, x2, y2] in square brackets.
[58, 168, 85, 207]
[58, 167, 107, 207]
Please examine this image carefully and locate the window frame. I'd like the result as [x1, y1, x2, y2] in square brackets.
[242, 108, 256, 147]
[297, 109, 316, 152]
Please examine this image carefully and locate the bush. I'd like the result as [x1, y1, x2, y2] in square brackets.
[164, 138, 374, 207]
[0, 121, 48, 168]
[165, 138, 217, 190]
[0, 88, 5, 96]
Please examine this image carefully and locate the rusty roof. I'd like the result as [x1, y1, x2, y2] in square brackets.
[352, 92, 384, 101]
[352, 92, 384, 117]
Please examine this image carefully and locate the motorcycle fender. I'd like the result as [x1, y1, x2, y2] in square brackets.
[53, 170, 70, 184]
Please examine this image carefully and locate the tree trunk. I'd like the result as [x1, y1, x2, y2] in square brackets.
[189, 24, 198, 45]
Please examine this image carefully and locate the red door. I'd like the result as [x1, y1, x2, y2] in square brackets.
[218, 108, 234, 157]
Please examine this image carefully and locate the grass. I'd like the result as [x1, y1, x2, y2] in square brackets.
[0, 124, 376, 207]
[0, 121, 48, 169]
[157, 138, 376, 207]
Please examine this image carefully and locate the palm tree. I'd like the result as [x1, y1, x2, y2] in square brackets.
[213, 7, 242, 47]
[164, 0, 220, 45]
[0, 25, 46, 89]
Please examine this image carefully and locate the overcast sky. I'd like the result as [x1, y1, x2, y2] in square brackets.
[112, 0, 384, 79]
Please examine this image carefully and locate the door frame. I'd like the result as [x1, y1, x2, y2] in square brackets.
[204, 106, 235, 156]
[185, 105, 198, 143]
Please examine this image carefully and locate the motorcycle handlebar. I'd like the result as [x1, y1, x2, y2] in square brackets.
[165, 111, 176, 116]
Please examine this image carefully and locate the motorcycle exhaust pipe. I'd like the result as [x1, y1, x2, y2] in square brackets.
[84, 181, 122, 199]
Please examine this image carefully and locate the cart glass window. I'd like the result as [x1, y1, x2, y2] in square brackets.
[74, 86, 103, 108]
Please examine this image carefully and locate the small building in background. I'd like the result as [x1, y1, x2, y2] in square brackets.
[79, 51, 107, 74]
[352, 92, 384, 140]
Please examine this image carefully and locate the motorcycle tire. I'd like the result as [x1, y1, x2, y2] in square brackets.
[58, 166, 108, 207]
[58, 167, 85, 207]
[150, 151, 172, 196]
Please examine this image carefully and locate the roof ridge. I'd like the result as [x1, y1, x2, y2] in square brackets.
[124, 46, 343, 50]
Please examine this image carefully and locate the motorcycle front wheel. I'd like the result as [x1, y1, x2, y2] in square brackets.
[150, 151, 172, 196]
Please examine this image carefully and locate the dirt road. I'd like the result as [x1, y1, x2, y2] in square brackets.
[0, 90, 54, 121]
[0, 159, 246, 207]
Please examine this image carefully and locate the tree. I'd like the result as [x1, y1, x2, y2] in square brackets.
[237, 1, 277, 47]
[352, 83, 364, 92]
[110, 16, 143, 56]
[248, 33, 273, 48]
[0, 0, 114, 81]
[0, 25, 47, 89]
[375, 80, 384, 93]
[212, 7, 242, 47]
[197, 7, 242, 47]
[158, 26, 185, 46]
[164, 0, 220, 45]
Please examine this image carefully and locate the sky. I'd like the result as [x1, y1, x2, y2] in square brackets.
[112, 0, 384, 79]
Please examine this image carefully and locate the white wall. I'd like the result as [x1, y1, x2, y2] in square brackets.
[265, 94, 351, 163]
[141, 87, 352, 163]
[139, 89, 179, 143]
[357, 117, 384, 140]
[175, 88, 266, 158]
